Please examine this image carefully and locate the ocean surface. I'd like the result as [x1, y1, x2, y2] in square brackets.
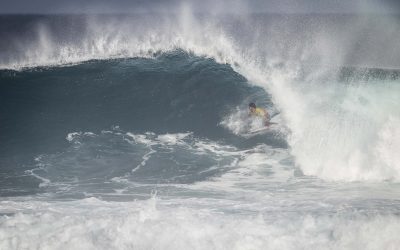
[0, 13, 400, 249]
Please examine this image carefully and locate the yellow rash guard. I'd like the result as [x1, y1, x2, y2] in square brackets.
[252, 107, 266, 117]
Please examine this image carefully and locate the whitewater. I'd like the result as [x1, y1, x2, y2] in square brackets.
[0, 9, 400, 250]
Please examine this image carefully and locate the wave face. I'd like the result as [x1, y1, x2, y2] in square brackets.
[0, 13, 400, 249]
[0, 52, 280, 196]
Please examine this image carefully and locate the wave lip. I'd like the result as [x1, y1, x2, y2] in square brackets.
[0, 14, 243, 70]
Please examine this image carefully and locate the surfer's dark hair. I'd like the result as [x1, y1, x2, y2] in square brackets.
[249, 103, 256, 108]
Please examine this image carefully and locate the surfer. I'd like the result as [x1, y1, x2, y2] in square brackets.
[248, 102, 271, 126]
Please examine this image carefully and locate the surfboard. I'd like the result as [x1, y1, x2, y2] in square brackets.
[242, 122, 278, 137]
[248, 126, 271, 134]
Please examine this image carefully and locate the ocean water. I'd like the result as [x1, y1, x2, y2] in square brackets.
[0, 13, 400, 250]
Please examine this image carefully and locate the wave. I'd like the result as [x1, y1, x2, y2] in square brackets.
[1, 13, 400, 182]
[0, 53, 289, 197]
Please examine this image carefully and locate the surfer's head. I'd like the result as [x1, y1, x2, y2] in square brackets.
[249, 102, 256, 113]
